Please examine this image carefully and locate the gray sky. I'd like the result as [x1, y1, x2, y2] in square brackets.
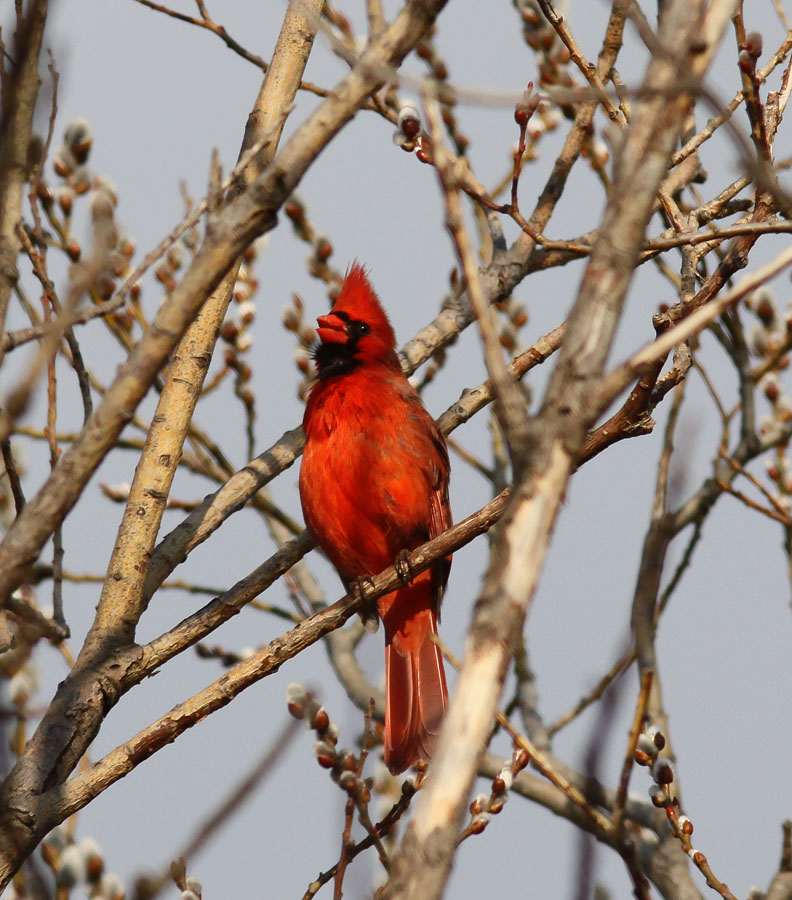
[5, 1, 792, 898]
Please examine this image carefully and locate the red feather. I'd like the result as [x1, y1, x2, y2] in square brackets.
[299, 264, 451, 773]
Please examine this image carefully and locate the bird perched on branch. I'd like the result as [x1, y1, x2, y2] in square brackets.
[299, 264, 451, 774]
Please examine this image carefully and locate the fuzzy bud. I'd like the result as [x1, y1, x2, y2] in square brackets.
[80, 838, 104, 882]
[314, 741, 337, 768]
[745, 31, 763, 59]
[338, 770, 359, 793]
[64, 118, 93, 163]
[645, 725, 666, 751]
[90, 187, 116, 221]
[284, 200, 304, 222]
[489, 795, 506, 814]
[494, 767, 513, 793]
[651, 758, 674, 785]
[311, 707, 330, 732]
[469, 793, 488, 816]
[53, 145, 77, 177]
[678, 815, 693, 835]
[286, 682, 307, 718]
[763, 374, 781, 403]
[100, 873, 125, 900]
[636, 733, 659, 760]
[235, 301, 255, 325]
[469, 813, 490, 834]
[512, 747, 530, 772]
[72, 166, 92, 195]
[392, 131, 415, 151]
[415, 138, 431, 164]
[397, 104, 421, 140]
[9, 668, 37, 706]
[56, 844, 85, 888]
[55, 185, 74, 215]
[648, 784, 665, 807]
[315, 238, 332, 262]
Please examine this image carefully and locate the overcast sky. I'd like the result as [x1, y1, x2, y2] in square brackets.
[5, 1, 792, 898]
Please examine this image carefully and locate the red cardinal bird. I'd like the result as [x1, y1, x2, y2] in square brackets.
[299, 264, 451, 774]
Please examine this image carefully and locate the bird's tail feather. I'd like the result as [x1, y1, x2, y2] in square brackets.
[383, 586, 447, 774]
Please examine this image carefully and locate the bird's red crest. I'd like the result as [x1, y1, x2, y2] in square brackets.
[332, 263, 397, 349]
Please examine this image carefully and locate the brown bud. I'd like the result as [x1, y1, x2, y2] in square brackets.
[756, 297, 775, 325]
[287, 700, 305, 719]
[316, 238, 333, 261]
[469, 817, 487, 835]
[652, 758, 674, 785]
[312, 708, 330, 732]
[634, 749, 652, 766]
[512, 747, 530, 772]
[66, 239, 81, 262]
[56, 186, 74, 216]
[315, 749, 335, 769]
[37, 181, 54, 204]
[284, 200, 303, 221]
[398, 106, 421, 141]
[492, 776, 506, 794]
[416, 139, 432, 164]
[85, 853, 104, 882]
[53, 148, 75, 177]
[97, 276, 115, 300]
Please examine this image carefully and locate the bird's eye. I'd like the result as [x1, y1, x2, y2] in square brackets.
[350, 320, 371, 338]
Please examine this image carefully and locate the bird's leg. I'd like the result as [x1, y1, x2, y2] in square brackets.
[348, 574, 376, 602]
[394, 549, 416, 586]
[348, 575, 379, 632]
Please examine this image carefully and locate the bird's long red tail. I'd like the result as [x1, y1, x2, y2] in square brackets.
[381, 582, 448, 774]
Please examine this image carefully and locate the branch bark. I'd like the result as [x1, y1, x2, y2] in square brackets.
[0, 0, 48, 366]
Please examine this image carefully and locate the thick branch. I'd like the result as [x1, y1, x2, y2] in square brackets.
[383, 4, 734, 898]
[0, 0, 48, 362]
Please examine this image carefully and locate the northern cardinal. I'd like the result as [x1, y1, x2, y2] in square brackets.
[299, 264, 451, 774]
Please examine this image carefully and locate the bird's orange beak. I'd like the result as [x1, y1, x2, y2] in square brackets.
[316, 312, 348, 344]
